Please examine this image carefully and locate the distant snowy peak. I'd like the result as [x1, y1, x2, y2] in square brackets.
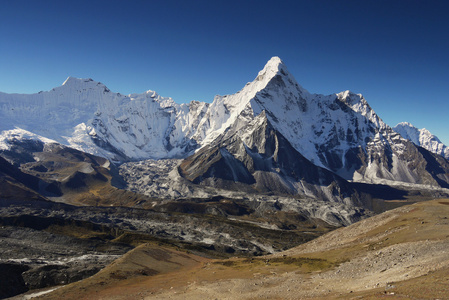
[62, 76, 94, 86]
[59, 76, 111, 94]
[0, 75, 197, 161]
[393, 122, 420, 144]
[394, 122, 449, 160]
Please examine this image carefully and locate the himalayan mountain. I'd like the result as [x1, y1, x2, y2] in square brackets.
[1, 57, 449, 227]
[394, 122, 449, 160]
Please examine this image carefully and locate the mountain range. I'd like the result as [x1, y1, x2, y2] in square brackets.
[1, 56, 449, 226]
[2, 56, 449, 298]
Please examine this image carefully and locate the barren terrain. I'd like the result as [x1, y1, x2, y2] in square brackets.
[29, 199, 449, 299]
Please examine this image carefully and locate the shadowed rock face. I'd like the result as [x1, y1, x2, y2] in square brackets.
[0, 263, 30, 298]
[0, 155, 52, 202]
[179, 112, 355, 202]
[0, 140, 152, 207]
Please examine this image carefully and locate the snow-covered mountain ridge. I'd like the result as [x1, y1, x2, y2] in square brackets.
[0, 77, 206, 161]
[0, 57, 301, 162]
[393, 122, 449, 160]
[1, 57, 449, 189]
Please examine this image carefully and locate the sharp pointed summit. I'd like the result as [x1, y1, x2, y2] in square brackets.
[255, 57, 303, 89]
[1, 57, 449, 193]
[266, 55, 283, 67]
[257, 56, 286, 78]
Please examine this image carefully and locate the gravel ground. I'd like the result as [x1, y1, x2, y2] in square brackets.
[143, 200, 449, 299]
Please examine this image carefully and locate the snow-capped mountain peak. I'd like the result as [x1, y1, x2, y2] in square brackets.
[394, 122, 420, 144]
[393, 122, 449, 159]
[1, 57, 449, 190]
[256, 56, 285, 79]
[60, 77, 106, 91]
[62, 76, 86, 86]
[0, 76, 194, 161]
[191, 57, 302, 146]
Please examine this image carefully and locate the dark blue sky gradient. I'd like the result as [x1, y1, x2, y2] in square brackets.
[1, 0, 448, 143]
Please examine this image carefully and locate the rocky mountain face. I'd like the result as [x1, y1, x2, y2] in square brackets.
[120, 57, 449, 205]
[1, 57, 449, 222]
[1, 57, 448, 189]
[0, 155, 48, 202]
[394, 122, 449, 160]
[179, 111, 353, 201]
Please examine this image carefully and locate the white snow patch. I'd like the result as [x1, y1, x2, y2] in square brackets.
[24, 286, 63, 299]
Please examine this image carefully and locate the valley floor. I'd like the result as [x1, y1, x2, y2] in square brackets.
[31, 199, 449, 300]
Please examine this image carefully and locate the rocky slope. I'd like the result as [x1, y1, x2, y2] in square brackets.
[32, 199, 449, 300]
[0, 192, 336, 299]
[179, 111, 351, 198]
[0, 155, 49, 203]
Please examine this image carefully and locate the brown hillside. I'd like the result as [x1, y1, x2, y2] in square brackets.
[37, 199, 449, 299]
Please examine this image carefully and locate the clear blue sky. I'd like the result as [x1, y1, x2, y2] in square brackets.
[1, 0, 448, 144]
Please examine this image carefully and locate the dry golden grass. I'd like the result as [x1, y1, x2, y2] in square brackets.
[37, 199, 449, 300]
[38, 244, 209, 300]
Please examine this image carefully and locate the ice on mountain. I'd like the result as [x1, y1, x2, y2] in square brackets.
[1, 56, 448, 189]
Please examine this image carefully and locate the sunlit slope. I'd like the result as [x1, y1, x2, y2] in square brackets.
[38, 199, 449, 299]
